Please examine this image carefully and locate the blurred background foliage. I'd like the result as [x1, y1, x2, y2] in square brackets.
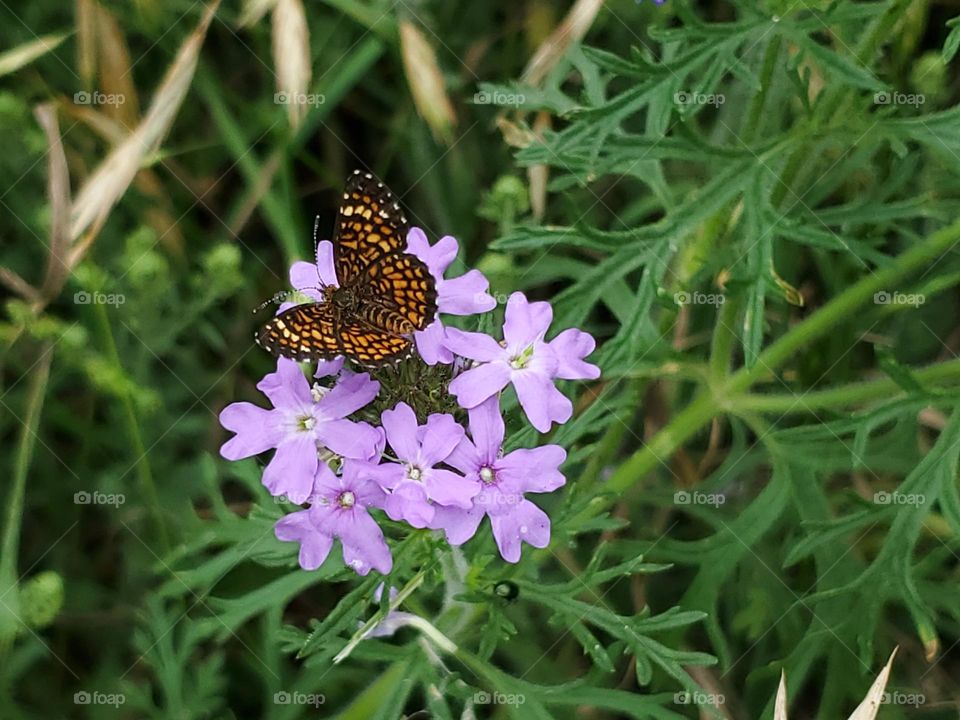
[3, 0, 960, 718]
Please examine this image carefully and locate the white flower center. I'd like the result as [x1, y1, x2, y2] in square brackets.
[298, 415, 316, 431]
[479, 466, 496, 484]
[407, 465, 423, 482]
[338, 491, 356, 508]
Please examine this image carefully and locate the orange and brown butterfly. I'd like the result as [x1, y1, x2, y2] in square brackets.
[256, 170, 437, 367]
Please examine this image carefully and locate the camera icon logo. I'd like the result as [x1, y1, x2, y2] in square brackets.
[74, 291, 92, 304]
[673, 91, 690, 104]
[874, 91, 891, 104]
[74, 691, 91, 704]
[674, 490, 691, 505]
[473, 91, 491, 104]
[274, 92, 291, 105]
[273, 691, 291, 705]
[873, 291, 890, 304]
[74, 491, 91, 505]
[674, 691, 691, 704]
[674, 291, 690, 305]
[473, 691, 492, 704]
[74, 91, 92, 105]
[874, 491, 891, 505]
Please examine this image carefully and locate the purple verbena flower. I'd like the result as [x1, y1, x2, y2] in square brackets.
[355, 402, 478, 528]
[406, 227, 496, 365]
[219, 357, 383, 502]
[275, 461, 392, 575]
[444, 292, 600, 432]
[429, 397, 566, 562]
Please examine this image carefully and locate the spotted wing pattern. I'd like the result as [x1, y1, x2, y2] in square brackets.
[256, 302, 340, 362]
[358, 252, 436, 333]
[337, 317, 414, 365]
[257, 170, 437, 367]
[334, 169, 409, 284]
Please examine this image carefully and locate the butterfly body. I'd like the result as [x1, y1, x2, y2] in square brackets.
[256, 171, 437, 367]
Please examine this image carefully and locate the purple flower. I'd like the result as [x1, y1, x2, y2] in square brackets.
[275, 462, 392, 575]
[430, 397, 566, 562]
[406, 227, 496, 365]
[219, 357, 383, 502]
[356, 402, 478, 528]
[285, 239, 337, 308]
[444, 292, 600, 432]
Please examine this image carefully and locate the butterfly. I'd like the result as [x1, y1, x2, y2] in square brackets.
[256, 170, 437, 366]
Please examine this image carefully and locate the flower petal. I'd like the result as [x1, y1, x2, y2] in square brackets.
[383, 481, 434, 527]
[429, 503, 485, 545]
[414, 320, 454, 366]
[289, 261, 324, 300]
[438, 269, 496, 315]
[262, 433, 319, 499]
[337, 508, 393, 575]
[442, 327, 504, 362]
[549, 328, 600, 380]
[256, 357, 313, 411]
[445, 437, 481, 475]
[275, 510, 334, 571]
[317, 371, 380, 418]
[406, 227, 457, 278]
[316, 240, 338, 287]
[417, 413, 465, 467]
[423, 468, 479, 508]
[314, 357, 345, 378]
[219, 403, 283, 459]
[512, 370, 572, 432]
[497, 445, 567, 494]
[503, 292, 553, 350]
[467, 396, 505, 464]
[489, 500, 551, 563]
[381, 402, 421, 461]
[449, 362, 511, 409]
[315, 418, 383, 460]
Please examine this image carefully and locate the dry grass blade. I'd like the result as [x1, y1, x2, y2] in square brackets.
[33, 103, 72, 300]
[93, 2, 141, 128]
[272, 0, 311, 129]
[75, 0, 98, 85]
[239, 0, 279, 28]
[774, 671, 788, 720]
[69, 1, 220, 242]
[399, 19, 457, 145]
[0, 33, 69, 77]
[848, 648, 898, 720]
[522, 0, 603, 86]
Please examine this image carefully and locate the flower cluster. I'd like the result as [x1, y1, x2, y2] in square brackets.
[219, 228, 599, 575]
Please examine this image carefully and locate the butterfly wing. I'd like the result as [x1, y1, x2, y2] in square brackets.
[337, 316, 414, 366]
[358, 251, 437, 334]
[333, 170, 409, 285]
[257, 302, 342, 362]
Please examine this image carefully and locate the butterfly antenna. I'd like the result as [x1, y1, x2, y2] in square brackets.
[253, 291, 294, 315]
[312, 214, 321, 255]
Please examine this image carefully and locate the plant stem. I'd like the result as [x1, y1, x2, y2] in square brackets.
[592, 216, 960, 502]
[0, 344, 53, 666]
[93, 304, 170, 552]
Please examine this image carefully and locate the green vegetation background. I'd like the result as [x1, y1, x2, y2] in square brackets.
[2, 0, 960, 718]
